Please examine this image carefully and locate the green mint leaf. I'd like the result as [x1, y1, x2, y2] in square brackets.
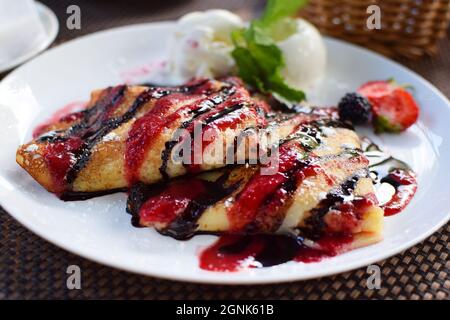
[263, 17, 299, 41]
[231, 46, 265, 91]
[230, 0, 309, 102]
[231, 28, 246, 47]
[268, 71, 306, 102]
[260, 0, 308, 26]
[374, 116, 402, 133]
[245, 25, 282, 76]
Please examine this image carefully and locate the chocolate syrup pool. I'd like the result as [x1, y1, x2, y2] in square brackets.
[362, 138, 417, 216]
[198, 138, 417, 272]
[199, 233, 354, 272]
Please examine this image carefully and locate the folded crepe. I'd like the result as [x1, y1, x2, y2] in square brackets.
[16, 78, 281, 199]
[127, 116, 384, 250]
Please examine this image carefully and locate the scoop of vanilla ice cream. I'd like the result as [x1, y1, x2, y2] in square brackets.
[277, 19, 327, 90]
[168, 10, 244, 83]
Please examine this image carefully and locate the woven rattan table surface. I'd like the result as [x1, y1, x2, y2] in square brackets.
[0, 0, 449, 300]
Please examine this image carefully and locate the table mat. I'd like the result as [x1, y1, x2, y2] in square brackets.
[0, 0, 449, 300]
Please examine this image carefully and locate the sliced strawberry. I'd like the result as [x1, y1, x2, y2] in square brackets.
[358, 80, 394, 99]
[358, 80, 419, 133]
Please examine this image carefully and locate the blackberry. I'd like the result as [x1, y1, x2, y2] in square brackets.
[338, 93, 372, 125]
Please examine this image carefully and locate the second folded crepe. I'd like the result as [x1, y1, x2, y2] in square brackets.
[127, 113, 383, 249]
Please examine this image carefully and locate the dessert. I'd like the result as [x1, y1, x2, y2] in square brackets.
[13, 0, 421, 273]
[127, 107, 387, 271]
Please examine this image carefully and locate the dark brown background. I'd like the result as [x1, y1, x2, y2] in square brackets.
[0, 0, 449, 299]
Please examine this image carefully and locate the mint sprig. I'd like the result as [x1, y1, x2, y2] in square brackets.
[261, 0, 308, 25]
[231, 0, 308, 102]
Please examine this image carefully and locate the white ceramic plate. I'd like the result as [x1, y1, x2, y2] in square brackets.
[0, 2, 59, 74]
[0, 22, 449, 284]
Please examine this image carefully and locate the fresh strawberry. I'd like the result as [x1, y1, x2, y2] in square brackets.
[358, 80, 419, 133]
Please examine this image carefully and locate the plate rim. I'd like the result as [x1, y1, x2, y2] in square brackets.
[1, 21, 450, 285]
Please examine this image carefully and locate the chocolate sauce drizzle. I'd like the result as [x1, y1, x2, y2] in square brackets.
[217, 234, 304, 268]
[244, 156, 312, 234]
[127, 170, 240, 239]
[128, 119, 360, 239]
[127, 182, 168, 228]
[158, 85, 238, 180]
[362, 139, 411, 183]
[65, 88, 155, 184]
[160, 181, 239, 240]
[37, 85, 127, 144]
[252, 235, 304, 267]
[37, 80, 211, 193]
[60, 188, 128, 201]
[301, 169, 368, 239]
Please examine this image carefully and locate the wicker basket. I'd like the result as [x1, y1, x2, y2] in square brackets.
[299, 0, 450, 59]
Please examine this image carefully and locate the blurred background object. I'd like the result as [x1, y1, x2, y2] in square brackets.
[299, 0, 450, 59]
[0, 0, 44, 64]
[36, 0, 450, 60]
[0, 0, 58, 72]
[37, 0, 262, 41]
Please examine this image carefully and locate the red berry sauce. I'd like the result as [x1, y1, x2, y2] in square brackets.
[199, 233, 353, 272]
[380, 169, 417, 216]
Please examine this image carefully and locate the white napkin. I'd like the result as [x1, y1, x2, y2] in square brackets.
[0, 0, 46, 64]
